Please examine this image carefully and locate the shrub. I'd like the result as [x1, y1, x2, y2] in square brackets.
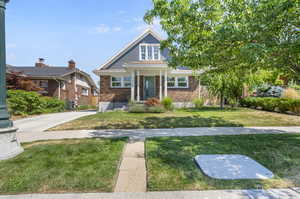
[241, 97, 300, 114]
[144, 98, 161, 107]
[76, 105, 97, 111]
[147, 106, 165, 113]
[161, 97, 174, 110]
[282, 88, 300, 99]
[128, 103, 166, 113]
[7, 90, 66, 116]
[128, 104, 147, 113]
[193, 98, 204, 109]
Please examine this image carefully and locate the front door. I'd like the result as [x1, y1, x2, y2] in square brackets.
[144, 76, 156, 100]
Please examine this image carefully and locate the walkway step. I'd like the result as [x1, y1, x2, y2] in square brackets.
[114, 141, 146, 192]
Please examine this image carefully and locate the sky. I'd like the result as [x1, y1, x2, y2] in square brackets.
[5, 0, 163, 82]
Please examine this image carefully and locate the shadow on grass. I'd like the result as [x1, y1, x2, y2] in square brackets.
[94, 115, 242, 129]
[180, 107, 243, 113]
[146, 134, 300, 191]
[139, 116, 242, 129]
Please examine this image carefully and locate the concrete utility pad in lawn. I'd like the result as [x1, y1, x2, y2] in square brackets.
[195, 155, 274, 180]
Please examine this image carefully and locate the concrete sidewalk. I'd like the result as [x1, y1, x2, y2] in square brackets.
[0, 188, 299, 199]
[18, 126, 300, 143]
[14, 111, 96, 134]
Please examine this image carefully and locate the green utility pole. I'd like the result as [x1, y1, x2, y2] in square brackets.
[0, 0, 23, 160]
[0, 0, 11, 128]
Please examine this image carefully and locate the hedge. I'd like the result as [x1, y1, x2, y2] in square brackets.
[240, 97, 300, 114]
[7, 90, 66, 116]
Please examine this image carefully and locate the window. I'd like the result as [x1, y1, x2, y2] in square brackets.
[167, 77, 189, 88]
[167, 77, 176, 88]
[140, 45, 146, 60]
[82, 88, 89, 96]
[111, 76, 132, 88]
[39, 80, 48, 88]
[154, 46, 160, 60]
[123, 76, 132, 88]
[111, 77, 122, 88]
[140, 44, 161, 61]
[177, 77, 188, 88]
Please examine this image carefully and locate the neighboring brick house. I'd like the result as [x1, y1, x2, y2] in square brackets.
[93, 29, 202, 111]
[7, 59, 98, 106]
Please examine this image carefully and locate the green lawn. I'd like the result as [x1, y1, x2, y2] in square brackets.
[50, 107, 300, 131]
[0, 138, 126, 194]
[146, 134, 300, 191]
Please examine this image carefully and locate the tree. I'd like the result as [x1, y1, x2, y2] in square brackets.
[6, 71, 42, 91]
[144, 0, 300, 77]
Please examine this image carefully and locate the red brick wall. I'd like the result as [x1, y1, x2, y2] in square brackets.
[100, 76, 131, 102]
[168, 76, 199, 102]
[100, 75, 200, 102]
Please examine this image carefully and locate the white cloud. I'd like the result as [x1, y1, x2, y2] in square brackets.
[7, 43, 17, 49]
[113, 27, 122, 32]
[118, 10, 127, 15]
[95, 24, 110, 33]
[133, 18, 163, 34]
[94, 24, 123, 34]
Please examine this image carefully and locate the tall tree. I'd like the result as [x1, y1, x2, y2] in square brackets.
[145, 0, 300, 77]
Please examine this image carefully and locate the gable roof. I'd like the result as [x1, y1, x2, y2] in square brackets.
[7, 65, 97, 87]
[93, 28, 163, 74]
[7, 66, 74, 77]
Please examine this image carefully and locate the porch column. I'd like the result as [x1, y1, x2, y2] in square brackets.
[137, 70, 140, 102]
[164, 70, 168, 97]
[159, 70, 162, 100]
[131, 71, 135, 101]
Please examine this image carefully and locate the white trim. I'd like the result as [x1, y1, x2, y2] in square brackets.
[137, 70, 140, 102]
[139, 43, 161, 61]
[164, 70, 168, 97]
[111, 76, 132, 88]
[94, 29, 163, 74]
[167, 76, 189, 89]
[159, 70, 162, 100]
[131, 71, 135, 101]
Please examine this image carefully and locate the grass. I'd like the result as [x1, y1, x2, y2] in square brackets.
[0, 138, 127, 194]
[146, 134, 300, 191]
[49, 107, 300, 131]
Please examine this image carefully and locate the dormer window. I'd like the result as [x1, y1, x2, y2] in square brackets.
[139, 44, 161, 61]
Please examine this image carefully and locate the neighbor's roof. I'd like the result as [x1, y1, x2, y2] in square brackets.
[7, 65, 97, 87]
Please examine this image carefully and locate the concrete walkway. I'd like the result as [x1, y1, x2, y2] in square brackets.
[14, 111, 96, 134]
[18, 126, 300, 143]
[115, 141, 146, 192]
[0, 188, 299, 199]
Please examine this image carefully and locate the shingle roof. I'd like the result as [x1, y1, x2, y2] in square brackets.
[7, 66, 74, 77]
[7, 65, 97, 88]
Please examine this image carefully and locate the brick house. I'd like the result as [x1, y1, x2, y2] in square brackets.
[7, 59, 98, 106]
[93, 29, 202, 111]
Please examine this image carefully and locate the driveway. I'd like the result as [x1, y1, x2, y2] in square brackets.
[14, 111, 96, 133]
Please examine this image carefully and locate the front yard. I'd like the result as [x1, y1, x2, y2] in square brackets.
[146, 134, 300, 191]
[0, 138, 126, 194]
[50, 107, 300, 131]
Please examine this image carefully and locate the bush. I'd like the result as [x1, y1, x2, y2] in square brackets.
[128, 104, 147, 113]
[76, 105, 97, 111]
[144, 98, 161, 107]
[161, 97, 174, 110]
[282, 88, 300, 99]
[240, 97, 300, 114]
[7, 90, 66, 116]
[193, 98, 204, 109]
[128, 103, 165, 113]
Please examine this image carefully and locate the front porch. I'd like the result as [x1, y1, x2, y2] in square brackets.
[129, 69, 169, 102]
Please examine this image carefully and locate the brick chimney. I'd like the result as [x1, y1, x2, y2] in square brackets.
[35, 58, 47, 68]
[68, 60, 76, 69]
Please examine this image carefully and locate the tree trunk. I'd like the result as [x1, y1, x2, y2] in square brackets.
[220, 92, 224, 109]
